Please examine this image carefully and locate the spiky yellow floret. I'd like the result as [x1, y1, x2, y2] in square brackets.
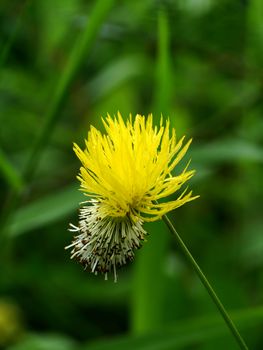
[73, 112, 198, 222]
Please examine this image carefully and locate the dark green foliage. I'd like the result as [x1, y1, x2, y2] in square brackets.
[0, 0, 263, 349]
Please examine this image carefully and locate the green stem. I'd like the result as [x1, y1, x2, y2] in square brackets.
[162, 214, 249, 350]
[23, 0, 116, 182]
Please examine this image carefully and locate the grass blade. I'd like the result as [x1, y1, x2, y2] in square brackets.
[82, 306, 263, 350]
[0, 148, 24, 192]
[131, 10, 172, 334]
[23, 0, 116, 181]
[7, 184, 82, 237]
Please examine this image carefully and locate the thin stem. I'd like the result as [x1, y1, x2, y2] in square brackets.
[162, 214, 249, 350]
[23, 0, 116, 182]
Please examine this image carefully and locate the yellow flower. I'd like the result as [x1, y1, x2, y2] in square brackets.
[67, 113, 198, 281]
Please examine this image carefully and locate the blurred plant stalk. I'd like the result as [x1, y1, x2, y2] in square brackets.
[131, 10, 173, 334]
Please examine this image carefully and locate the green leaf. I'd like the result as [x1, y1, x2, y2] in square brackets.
[7, 333, 77, 350]
[87, 55, 145, 102]
[83, 306, 263, 350]
[0, 148, 24, 192]
[247, 0, 263, 61]
[7, 185, 82, 237]
[192, 139, 263, 164]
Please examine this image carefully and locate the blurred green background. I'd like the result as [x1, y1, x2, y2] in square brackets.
[1, 0, 263, 349]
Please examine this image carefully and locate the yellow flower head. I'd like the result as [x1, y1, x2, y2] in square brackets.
[67, 113, 198, 281]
